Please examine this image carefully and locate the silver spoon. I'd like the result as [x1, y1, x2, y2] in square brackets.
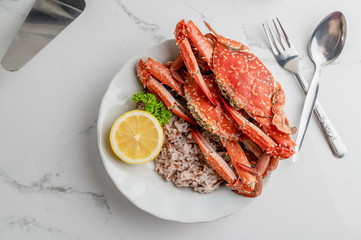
[293, 11, 347, 162]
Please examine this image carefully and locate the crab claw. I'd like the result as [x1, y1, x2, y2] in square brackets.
[233, 154, 271, 198]
[222, 98, 277, 152]
[203, 21, 245, 51]
[169, 54, 186, 84]
[190, 128, 236, 184]
[136, 59, 196, 125]
[190, 128, 255, 195]
[251, 114, 296, 149]
[144, 57, 184, 96]
[221, 138, 257, 192]
[175, 20, 217, 106]
[222, 98, 295, 159]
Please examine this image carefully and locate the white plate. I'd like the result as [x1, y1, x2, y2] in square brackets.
[97, 39, 262, 223]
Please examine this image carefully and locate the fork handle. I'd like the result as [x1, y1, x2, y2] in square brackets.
[294, 73, 347, 158]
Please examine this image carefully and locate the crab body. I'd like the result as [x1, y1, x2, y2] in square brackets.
[212, 43, 275, 118]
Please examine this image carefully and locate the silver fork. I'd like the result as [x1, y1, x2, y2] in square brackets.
[263, 18, 347, 158]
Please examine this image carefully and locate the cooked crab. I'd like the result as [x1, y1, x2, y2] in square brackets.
[134, 20, 297, 197]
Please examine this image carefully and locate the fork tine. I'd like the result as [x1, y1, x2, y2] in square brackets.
[274, 17, 291, 48]
[263, 23, 278, 56]
[272, 19, 288, 50]
[263, 22, 283, 54]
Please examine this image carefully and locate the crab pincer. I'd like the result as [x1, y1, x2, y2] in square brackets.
[174, 20, 217, 106]
[144, 57, 184, 95]
[169, 54, 186, 84]
[233, 153, 271, 198]
[190, 128, 257, 196]
[222, 98, 295, 159]
[136, 59, 196, 125]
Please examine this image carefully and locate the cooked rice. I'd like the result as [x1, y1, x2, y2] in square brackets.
[136, 101, 229, 193]
[155, 115, 231, 194]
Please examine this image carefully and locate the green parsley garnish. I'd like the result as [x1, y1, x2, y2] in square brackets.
[132, 92, 172, 126]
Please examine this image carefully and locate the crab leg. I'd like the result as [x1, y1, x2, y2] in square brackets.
[190, 128, 237, 184]
[222, 139, 257, 192]
[163, 61, 173, 68]
[268, 156, 279, 171]
[272, 82, 297, 135]
[175, 20, 217, 105]
[195, 51, 212, 72]
[252, 113, 296, 149]
[223, 98, 295, 159]
[223, 98, 277, 152]
[169, 54, 186, 84]
[185, 20, 213, 65]
[204, 21, 245, 51]
[233, 154, 271, 198]
[190, 128, 255, 195]
[137, 59, 196, 124]
[241, 139, 264, 159]
[144, 57, 184, 95]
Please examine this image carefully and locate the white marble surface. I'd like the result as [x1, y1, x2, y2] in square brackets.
[0, 0, 361, 239]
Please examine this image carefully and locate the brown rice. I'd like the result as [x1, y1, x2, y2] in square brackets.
[154, 115, 230, 194]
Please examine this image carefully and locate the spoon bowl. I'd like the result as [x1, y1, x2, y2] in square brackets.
[309, 11, 347, 66]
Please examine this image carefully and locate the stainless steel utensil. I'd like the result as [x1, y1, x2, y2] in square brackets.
[293, 11, 347, 162]
[1, 0, 86, 71]
[263, 17, 347, 158]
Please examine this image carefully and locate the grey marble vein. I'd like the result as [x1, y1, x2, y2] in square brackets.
[230, 24, 269, 51]
[0, 169, 111, 214]
[115, 0, 166, 43]
[186, 5, 212, 22]
[2, 216, 81, 239]
[79, 120, 97, 136]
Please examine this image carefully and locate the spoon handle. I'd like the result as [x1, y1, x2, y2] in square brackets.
[313, 103, 347, 157]
[293, 66, 321, 162]
[294, 73, 347, 158]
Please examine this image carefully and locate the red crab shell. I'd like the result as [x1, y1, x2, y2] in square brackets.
[184, 73, 244, 141]
[212, 43, 275, 118]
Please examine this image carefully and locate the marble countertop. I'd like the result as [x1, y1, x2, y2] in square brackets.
[1, 0, 360, 239]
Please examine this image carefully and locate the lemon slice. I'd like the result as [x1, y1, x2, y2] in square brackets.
[110, 110, 164, 164]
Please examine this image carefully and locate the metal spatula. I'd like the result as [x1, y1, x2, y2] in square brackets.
[1, 0, 86, 71]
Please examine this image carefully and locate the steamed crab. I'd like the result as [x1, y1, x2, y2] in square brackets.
[136, 20, 296, 197]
